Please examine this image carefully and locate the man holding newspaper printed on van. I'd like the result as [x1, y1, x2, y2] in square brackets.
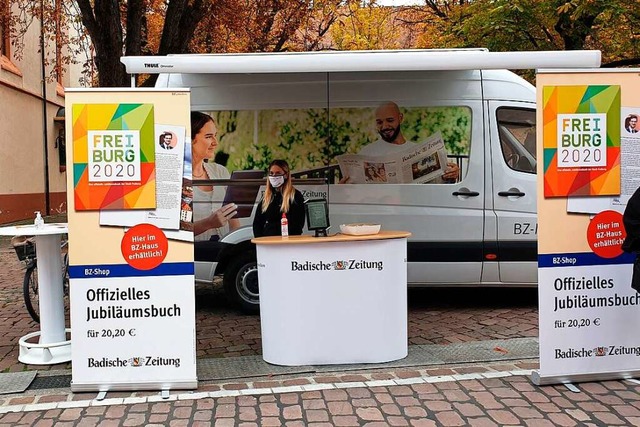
[338, 102, 460, 184]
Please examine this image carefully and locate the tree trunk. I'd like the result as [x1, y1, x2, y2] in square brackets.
[76, 0, 207, 87]
[125, 0, 145, 57]
[76, 0, 128, 86]
[158, 0, 206, 55]
[554, 5, 601, 51]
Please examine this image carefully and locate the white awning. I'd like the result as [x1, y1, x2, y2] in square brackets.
[121, 49, 601, 75]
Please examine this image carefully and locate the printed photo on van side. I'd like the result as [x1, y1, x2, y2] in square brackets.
[206, 104, 471, 184]
[412, 153, 441, 180]
[364, 162, 387, 183]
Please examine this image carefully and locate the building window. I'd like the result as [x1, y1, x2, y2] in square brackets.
[0, 8, 9, 58]
[0, 3, 21, 76]
[54, 0, 64, 95]
[55, 0, 62, 84]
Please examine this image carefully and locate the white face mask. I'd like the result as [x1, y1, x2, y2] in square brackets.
[269, 175, 285, 188]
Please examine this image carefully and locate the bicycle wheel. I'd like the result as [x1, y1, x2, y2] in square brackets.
[23, 262, 40, 323]
[62, 252, 69, 294]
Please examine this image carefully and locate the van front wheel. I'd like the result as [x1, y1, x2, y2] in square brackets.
[223, 252, 260, 314]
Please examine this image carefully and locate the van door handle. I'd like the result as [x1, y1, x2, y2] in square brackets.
[498, 191, 526, 197]
[452, 190, 479, 197]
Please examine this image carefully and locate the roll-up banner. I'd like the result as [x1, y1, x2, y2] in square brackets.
[64, 89, 196, 392]
[533, 71, 640, 385]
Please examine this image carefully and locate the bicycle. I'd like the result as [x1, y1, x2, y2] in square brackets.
[11, 236, 69, 323]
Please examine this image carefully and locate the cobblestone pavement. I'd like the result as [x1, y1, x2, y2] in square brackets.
[1, 364, 640, 426]
[194, 282, 539, 359]
[0, 244, 538, 372]
[1, 218, 639, 425]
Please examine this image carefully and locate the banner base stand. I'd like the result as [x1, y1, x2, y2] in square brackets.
[531, 369, 640, 386]
[70, 379, 197, 393]
[564, 383, 580, 393]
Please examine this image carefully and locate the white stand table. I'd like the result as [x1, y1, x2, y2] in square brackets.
[253, 231, 410, 366]
[0, 223, 70, 365]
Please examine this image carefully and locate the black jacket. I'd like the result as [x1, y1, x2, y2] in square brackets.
[253, 189, 305, 237]
[623, 186, 640, 253]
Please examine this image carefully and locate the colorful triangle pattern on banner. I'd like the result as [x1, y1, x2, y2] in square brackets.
[542, 85, 621, 197]
[72, 104, 156, 210]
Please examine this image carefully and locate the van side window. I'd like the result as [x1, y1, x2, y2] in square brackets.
[210, 105, 473, 185]
[496, 108, 536, 174]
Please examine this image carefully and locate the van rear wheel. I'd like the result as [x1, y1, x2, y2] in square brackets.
[223, 252, 260, 314]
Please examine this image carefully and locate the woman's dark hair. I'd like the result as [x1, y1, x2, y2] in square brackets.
[191, 111, 214, 140]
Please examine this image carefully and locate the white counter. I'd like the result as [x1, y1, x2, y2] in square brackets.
[253, 231, 410, 366]
[0, 223, 70, 365]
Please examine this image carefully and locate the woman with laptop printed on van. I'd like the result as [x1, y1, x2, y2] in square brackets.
[253, 160, 306, 237]
[191, 111, 240, 241]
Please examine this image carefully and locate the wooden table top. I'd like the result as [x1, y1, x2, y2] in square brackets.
[252, 230, 411, 245]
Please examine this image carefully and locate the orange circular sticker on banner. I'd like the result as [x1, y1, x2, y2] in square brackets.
[121, 224, 168, 270]
[586, 210, 626, 259]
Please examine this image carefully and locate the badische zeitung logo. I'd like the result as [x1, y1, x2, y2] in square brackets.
[554, 345, 640, 359]
[87, 356, 181, 368]
[291, 259, 383, 272]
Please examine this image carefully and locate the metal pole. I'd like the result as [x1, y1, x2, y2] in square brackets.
[40, 0, 51, 216]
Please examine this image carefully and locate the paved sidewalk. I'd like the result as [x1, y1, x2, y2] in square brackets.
[1, 361, 639, 426]
[5, 215, 632, 426]
[0, 246, 538, 373]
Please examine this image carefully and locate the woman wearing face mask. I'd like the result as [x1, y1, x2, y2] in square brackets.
[252, 159, 305, 237]
[191, 111, 240, 241]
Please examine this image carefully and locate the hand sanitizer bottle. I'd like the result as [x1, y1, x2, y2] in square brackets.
[34, 211, 44, 229]
[281, 213, 289, 237]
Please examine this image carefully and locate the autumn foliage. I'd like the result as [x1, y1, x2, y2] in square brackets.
[3, 0, 638, 87]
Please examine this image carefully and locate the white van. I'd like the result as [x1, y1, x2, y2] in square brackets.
[122, 49, 601, 312]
